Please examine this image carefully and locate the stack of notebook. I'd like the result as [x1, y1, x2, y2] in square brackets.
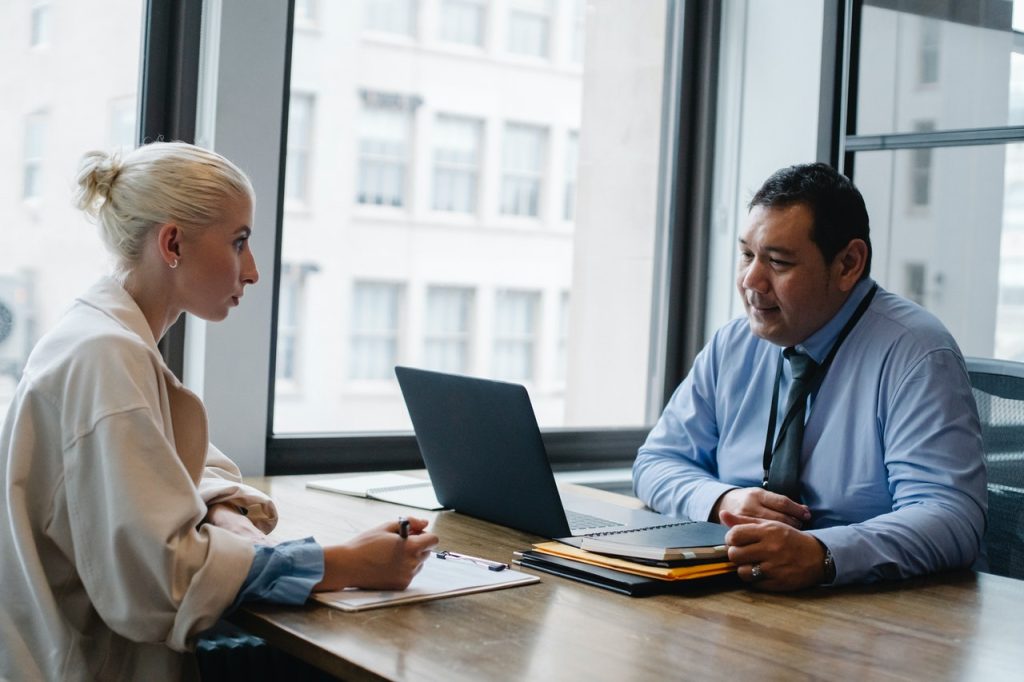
[515, 540, 736, 597]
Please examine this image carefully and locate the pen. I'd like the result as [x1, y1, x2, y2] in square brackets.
[398, 516, 409, 539]
[436, 550, 508, 572]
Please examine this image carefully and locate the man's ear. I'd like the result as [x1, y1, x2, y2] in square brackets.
[156, 223, 182, 267]
[833, 239, 868, 292]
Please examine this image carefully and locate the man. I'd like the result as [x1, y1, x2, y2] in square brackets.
[633, 162, 987, 591]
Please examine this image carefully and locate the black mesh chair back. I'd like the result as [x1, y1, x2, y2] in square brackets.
[966, 357, 1024, 580]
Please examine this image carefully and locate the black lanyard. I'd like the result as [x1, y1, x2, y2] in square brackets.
[761, 284, 878, 485]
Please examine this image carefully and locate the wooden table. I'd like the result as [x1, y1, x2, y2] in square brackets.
[233, 475, 1023, 682]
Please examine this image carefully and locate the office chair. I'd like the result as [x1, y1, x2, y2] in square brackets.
[966, 356, 1024, 580]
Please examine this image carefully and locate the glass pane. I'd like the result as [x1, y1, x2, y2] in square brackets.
[0, 1, 144, 422]
[853, 143, 1024, 359]
[275, 1, 671, 433]
[856, 2, 1020, 134]
[439, 0, 485, 47]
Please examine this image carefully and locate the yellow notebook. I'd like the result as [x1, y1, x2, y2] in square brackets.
[533, 541, 734, 581]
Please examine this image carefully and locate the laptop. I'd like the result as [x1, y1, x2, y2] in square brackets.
[394, 366, 727, 549]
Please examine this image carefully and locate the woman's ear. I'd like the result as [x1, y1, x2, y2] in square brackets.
[156, 223, 182, 268]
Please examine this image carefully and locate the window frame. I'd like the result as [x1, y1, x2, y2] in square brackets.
[154, 0, 720, 475]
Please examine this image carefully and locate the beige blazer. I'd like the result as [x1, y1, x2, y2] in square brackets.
[0, 277, 279, 681]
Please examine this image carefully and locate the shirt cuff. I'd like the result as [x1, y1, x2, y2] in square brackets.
[229, 536, 325, 611]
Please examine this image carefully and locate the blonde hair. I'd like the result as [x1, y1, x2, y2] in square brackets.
[74, 141, 254, 277]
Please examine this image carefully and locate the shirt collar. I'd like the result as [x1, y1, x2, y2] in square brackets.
[792, 277, 876, 364]
[76, 275, 161, 353]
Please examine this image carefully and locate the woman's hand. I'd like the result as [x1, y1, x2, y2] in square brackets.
[315, 517, 439, 592]
[203, 501, 277, 545]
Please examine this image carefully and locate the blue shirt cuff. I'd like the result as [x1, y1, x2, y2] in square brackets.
[229, 536, 325, 611]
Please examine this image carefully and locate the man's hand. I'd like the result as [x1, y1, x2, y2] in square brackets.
[203, 502, 276, 545]
[721, 510, 826, 591]
[711, 487, 811, 528]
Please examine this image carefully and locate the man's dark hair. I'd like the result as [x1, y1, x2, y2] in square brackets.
[749, 162, 872, 278]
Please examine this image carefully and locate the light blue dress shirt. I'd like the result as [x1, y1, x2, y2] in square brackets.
[228, 537, 324, 610]
[634, 278, 988, 585]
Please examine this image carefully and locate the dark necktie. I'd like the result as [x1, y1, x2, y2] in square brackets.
[765, 348, 819, 502]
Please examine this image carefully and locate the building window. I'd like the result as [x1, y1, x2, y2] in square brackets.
[286, 93, 315, 205]
[350, 282, 403, 380]
[911, 120, 935, 208]
[507, 0, 551, 58]
[23, 112, 47, 200]
[439, 0, 485, 47]
[364, 0, 417, 37]
[423, 286, 474, 373]
[294, 0, 318, 28]
[501, 123, 547, 217]
[433, 114, 482, 213]
[30, 2, 50, 48]
[276, 264, 309, 386]
[570, 0, 585, 64]
[492, 289, 539, 382]
[564, 131, 579, 221]
[556, 291, 569, 382]
[108, 97, 137, 153]
[918, 17, 940, 85]
[357, 93, 414, 208]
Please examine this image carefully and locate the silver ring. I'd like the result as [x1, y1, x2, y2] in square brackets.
[750, 563, 763, 581]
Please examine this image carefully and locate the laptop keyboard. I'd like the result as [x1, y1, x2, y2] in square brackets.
[566, 510, 623, 532]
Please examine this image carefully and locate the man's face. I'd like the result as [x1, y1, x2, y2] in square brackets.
[736, 203, 852, 347]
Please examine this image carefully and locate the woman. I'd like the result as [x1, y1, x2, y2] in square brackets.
[0, 141, 438, 681]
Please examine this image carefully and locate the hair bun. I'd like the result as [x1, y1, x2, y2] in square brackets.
[74, 150, 122, 217]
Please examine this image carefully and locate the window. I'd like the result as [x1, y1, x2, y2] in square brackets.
[1, 0, 143, 425]
[423, 286, 473, 373]
[22, 112, 48, 200]
[909, 120, 935, 208]
[432, 114, 481, 213]
[276, 262, 303, 385]
[364, 0, 417, 37]
[349, 282, 404, 380]
[30, 2, 51, 48]
[501, 123, 547, 217]
[492, 290, 539, 382]
[439, 0, 485, 48]
[268, 2, 675, 456]
[555, 291, 569, 382]
[507, 0, 551, 58]
[564, 131, 578, 221]
[570, 0, 586, 64]
[846, 2, 1024, 361]
[357, 93, 414, 207]
[918, 17, 940, 85]
[108, 97, 136, 153]
[286, 93, 315, 205]
[294, 0, 318, 29]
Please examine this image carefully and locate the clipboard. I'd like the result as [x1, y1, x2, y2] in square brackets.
[314, 552, 539, 612]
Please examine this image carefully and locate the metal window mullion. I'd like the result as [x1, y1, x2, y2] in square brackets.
[846, 126, 1024, 152]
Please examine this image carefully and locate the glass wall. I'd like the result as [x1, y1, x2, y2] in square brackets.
[0, 0, 144, 422]
[273, 0, 671, 435]
[852, 1, 1024, 360]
